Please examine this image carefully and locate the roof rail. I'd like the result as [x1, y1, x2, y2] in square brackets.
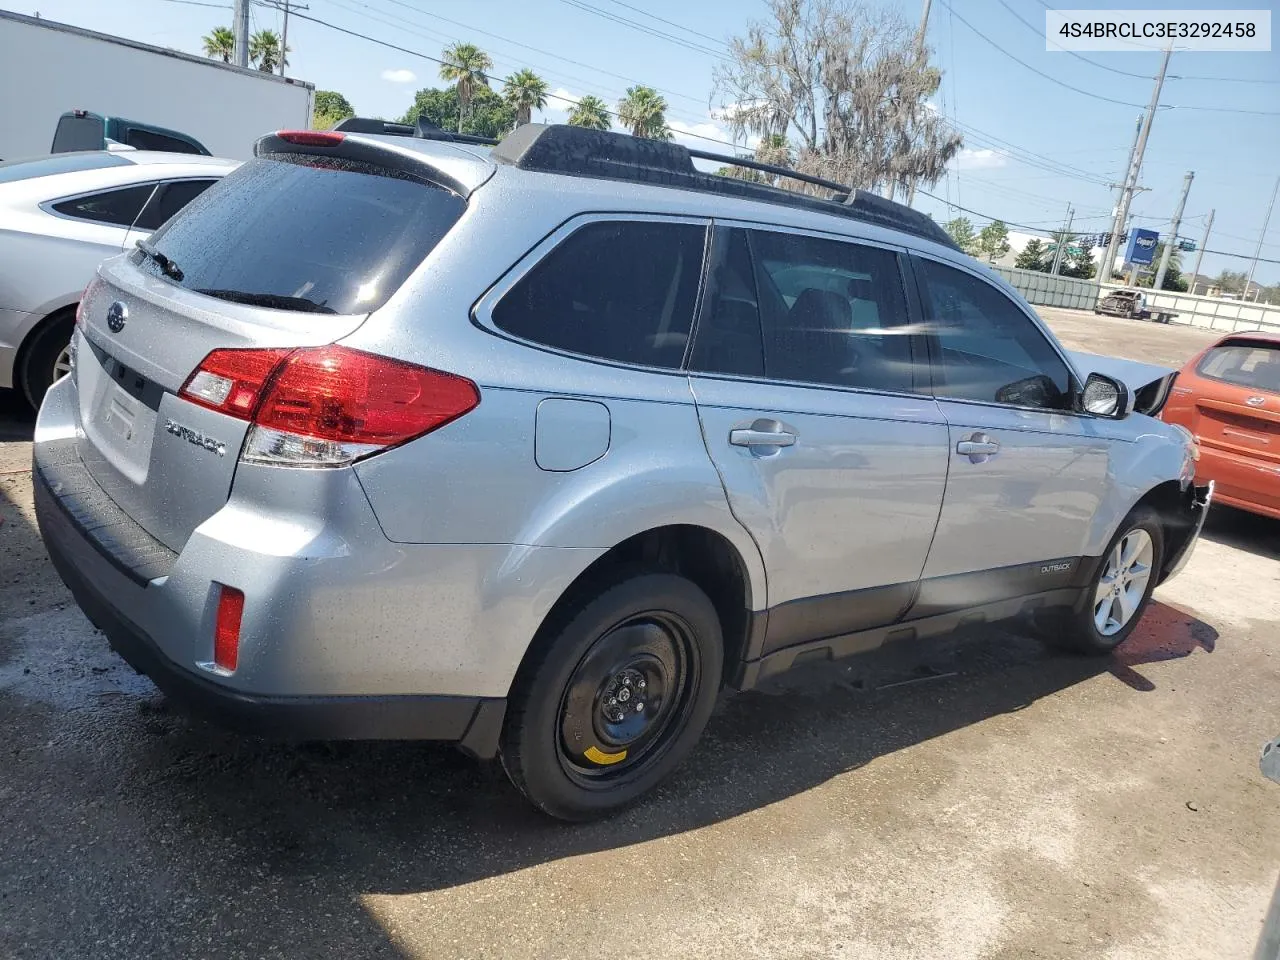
[332, 116, 499, 147]
[493, 124, 958, 251]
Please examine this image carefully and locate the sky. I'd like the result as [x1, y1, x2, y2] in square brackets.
[13, 0, 1280, 285]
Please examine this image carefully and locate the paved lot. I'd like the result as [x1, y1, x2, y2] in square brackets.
[2, 308, 1278, 959]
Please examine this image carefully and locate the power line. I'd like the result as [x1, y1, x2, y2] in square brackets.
[949, 0, 1279, 116]
[995, 0, 1152, 80]
[938, 0, 1156, 109]
[369, 0, 712, 109]
[917, 187, 1280, 265]
[270, 7, 748, 149]
[326, 0, 720, 133]
[594, 0, 727, 48]
[556, 0, 729, 61]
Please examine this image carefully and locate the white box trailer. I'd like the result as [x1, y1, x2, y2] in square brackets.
[0, 10, 314, 162]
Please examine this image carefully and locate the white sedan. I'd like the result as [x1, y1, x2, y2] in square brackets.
[0, 150, 237, 407]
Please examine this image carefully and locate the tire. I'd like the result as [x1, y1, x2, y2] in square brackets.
[500, 572, 723, 821]
[18, 311, 75, 410]
[1037, 506, 1164, 655]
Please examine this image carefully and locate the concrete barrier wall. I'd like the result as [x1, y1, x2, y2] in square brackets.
[992, 266, 1101, 311]
[993, 265, 1280, 335]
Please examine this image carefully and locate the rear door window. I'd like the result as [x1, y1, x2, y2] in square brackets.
[749, 229, 916, 393]
[139, 153, 466, 315]
[133, 179, 219, 231]
[491, 219, 708, 369]
[1197, 343, 1280, 393]
[51, 184, 156, 227]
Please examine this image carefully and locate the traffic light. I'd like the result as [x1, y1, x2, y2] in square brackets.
[1178, 239, 1196, 252]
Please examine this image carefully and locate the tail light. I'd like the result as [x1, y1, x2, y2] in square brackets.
[75, 276, 103, 331]
[276, 130, 345, 146]
[214, 585, 244, 672]
[179, 345, 480, 467]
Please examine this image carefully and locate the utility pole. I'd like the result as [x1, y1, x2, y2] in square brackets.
[916, 0, 932, 55]
[1190, 209, 1215, 293]
[279, 0, 290, 76]
[232, 0, 250, 68]
[1154, 170, 1194, 291]
[1099, 115, 1143, 286]
[1246, 175, 1279, 302]
[1099, 45, 1173, 286]
[1050, 204, 1074, 275]
[900, 0, 932, 207]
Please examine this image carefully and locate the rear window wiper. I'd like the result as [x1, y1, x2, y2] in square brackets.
[135, 238, 184, 282]
[195, 289, 338, 314]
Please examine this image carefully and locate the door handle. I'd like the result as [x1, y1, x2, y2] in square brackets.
[956, 432, 999, 463]
[730, 429, 797, 448]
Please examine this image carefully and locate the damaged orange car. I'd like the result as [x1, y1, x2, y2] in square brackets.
[1163, 331, 1280, 520]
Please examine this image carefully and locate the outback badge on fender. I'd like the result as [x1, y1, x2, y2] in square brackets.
[105, 301, 128, 333]
[165, 418, 226, 457]
[1041, 560, 1074, 575]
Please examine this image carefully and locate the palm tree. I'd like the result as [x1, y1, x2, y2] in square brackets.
[616, 86, 671, 140]
[502, 69, 549, 127]
[567, 94, 611, 131]
[439, 42, 493, 134]
[201, 26, 235, 64]
[249, 29, 289, 73]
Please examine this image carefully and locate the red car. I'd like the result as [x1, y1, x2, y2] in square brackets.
[1163, 331, 1280, 520]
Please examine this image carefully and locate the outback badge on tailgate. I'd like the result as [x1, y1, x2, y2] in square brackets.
[165, 418, 226, 457]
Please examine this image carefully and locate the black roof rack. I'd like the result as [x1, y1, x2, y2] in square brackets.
[331, 119, 956, 250]
[333, 115, 500, 146]
[493, 124, 958, 250]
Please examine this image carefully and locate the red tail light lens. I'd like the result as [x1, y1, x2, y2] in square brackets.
[214, 585, 245, 672]
[179, 347, 293, 417]
[180, 345, 480, 467]
[75, 276, 103, 330]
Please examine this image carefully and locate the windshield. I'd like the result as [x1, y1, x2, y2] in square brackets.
[137, 153, 466, 315]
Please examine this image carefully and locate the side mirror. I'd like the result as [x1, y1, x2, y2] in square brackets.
[1079, 372, 1133, 419]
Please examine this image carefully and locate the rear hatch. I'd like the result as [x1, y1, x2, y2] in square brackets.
[72, 134, 478, 552]
[1187, 339, 1280, 496]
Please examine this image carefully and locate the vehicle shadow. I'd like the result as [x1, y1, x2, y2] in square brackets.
[4, 600, 1213, 957]
[1200, 502, 1280, 560]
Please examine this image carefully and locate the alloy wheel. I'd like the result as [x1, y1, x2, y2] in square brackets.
[1092, 528, 1154, 636]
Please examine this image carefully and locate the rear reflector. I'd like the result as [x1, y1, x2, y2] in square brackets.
[276, 129, 345, 146]
[180, 345, 480, 467]
[214, 585, 245, 672]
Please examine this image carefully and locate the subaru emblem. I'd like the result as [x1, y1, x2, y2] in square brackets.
[106, 301, 128, 333]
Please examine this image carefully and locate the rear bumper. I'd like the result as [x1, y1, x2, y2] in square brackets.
[35, 463, 506, 754]
[1196, 445, 1280, 520]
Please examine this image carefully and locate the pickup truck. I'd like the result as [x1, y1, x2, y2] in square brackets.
[1095, 288, 1179, 324]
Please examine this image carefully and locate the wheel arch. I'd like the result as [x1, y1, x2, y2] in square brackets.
[514, 523, 763, 693]
[11, 301, 77, 398]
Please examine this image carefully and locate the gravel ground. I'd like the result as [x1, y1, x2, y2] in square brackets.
[1, 308, 1277, 959]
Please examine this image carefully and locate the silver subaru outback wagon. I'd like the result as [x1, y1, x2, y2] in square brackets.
[34, 122, 1211, 820]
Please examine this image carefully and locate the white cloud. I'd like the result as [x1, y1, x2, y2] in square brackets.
[953, 147, 1007, 170]
[380, 68, 416, 84]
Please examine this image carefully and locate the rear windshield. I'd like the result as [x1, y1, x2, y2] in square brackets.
[137, 153, 466, 315]
[0, 151, 130, 183]
[1197, 342, 1280, 393]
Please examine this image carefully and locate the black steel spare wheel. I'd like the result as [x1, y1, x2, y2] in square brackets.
[500, 572, 724, 821]
[557, 612, 699, 784]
